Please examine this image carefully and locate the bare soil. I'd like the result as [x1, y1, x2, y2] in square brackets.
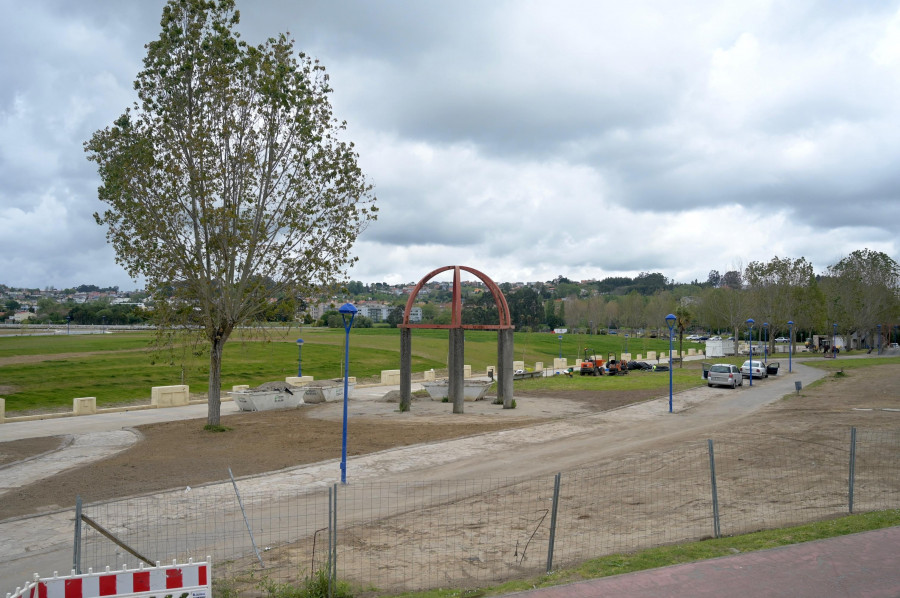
[0, 365, 897, 521]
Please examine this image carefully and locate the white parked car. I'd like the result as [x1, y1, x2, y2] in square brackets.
[741, 359, 768, 379]
[687, 334, 701, 341]
[707, 364, 743, 389]
[774, 337, 790, 343]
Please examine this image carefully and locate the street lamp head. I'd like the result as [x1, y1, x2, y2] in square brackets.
[339, 303, 358, 316]
[788, 320, 794, 326]
[665, 314, 676, 329]
[746, 318, 754, 326]
[296, 338, 304, 345]
[763, 322, 769, 329]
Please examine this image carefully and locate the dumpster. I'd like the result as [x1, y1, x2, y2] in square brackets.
[766, 361, 780, 376]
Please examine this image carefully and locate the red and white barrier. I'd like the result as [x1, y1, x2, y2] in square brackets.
[6, 558, 211, 598]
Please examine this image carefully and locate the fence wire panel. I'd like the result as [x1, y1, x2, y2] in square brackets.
[854, 429, 900, 512]
[551, 441, 712, 571]
[332, 477, 556, 593]
[80, 482, 332, 579]
[711, 432, 849, 536]
[74, 428, 900, 596]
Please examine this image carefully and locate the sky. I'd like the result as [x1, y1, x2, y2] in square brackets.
[2, 0, 899, 291]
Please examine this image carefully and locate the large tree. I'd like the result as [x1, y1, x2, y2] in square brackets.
[85, 0, 376, 426]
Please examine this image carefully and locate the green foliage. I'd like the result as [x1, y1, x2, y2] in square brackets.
[259, 568, 354, 598]
[203, 424, 232, 432]
[84, 0, 376, 426]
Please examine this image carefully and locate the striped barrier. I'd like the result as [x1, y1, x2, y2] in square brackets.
[6, 558, 210, 598]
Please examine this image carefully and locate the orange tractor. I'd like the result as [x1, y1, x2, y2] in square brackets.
[579, 349, 606, 376]
[605, 353, 629, 375]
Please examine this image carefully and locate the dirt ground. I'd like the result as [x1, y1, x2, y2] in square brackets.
[2, 365, 899, 522]
[0, 388, 662, 520]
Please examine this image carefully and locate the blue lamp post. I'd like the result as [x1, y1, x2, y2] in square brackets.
[787, 320, 794, 373]
[296, 338, 304, 377]
[746, 318, 755, 386]
[832, 322, 838, 359]
[877, 324, 882, 355]
[338, 303, 357, 484]
[665, 313, 676, 413]
[763, 322, 769, 362]
[66, 315, 71, 335]
[557, 334, 563, 359]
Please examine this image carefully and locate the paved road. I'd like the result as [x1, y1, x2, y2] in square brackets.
[0, 358, 884, 595]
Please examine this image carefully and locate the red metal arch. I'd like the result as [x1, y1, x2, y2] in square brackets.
[401, 265, 512, 330]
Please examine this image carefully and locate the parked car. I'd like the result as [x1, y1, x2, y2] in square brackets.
[687, 334, 701, 341]
[741, 359, 768, 379]
[774, 337, 790, 343]
[708, 336, 722, 341]
[889, 343, 899, 350]
[707, 364, 743, 388]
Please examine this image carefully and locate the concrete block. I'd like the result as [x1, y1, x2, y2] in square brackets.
[73, 397, 97, 415]
[622, 353, 631, 361]
[513, 361, 525, 372]
[232, 385, 250, 392]
[151, 385, 189, 408]
[553, 358, 568, 370]
[647, 351, 657, 361]
[423, 370, 436, 381]
[285, 376, 313, 386]
[688, 348, 696, 356]
[534, 361, 544, 372]
[464, 364, 472, 378]
[637, 354, 643, 360]
[0, 397, 5, 423]
[381, 370, 401, 385]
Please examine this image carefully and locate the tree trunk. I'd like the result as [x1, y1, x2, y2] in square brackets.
[207, 335, 225, 427]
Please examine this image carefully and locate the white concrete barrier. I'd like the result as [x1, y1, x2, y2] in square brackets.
[232, 385, 250, 392]
[0, 397, 6, 423]
[381, 370, 401, 385]
[464, 364, 472, 378]
[284, 376, 313, 386]
[534, 361, 544, 372]
[647, 351, 657, 360]
[553, 358, 568, 370]
[73, 397, 97, 415]
[423, 369, 436, 381]
[151, 385, 189, 408]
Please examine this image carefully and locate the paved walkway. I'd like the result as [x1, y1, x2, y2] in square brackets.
[506, 526, 900, 597]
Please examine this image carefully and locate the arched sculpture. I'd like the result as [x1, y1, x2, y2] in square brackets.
[399, 265, 514, 413]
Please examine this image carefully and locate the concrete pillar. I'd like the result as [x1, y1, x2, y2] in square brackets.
[497, 328, 514, 408]
[0, 397, 5, 423]
[553, 357, 567, 370]
[534, 361, 543, 374]
[647, 351, 657, 361]
[448, 328, 465, 413]
[400, 327, 412, 412]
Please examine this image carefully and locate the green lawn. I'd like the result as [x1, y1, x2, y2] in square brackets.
[0, 328, 694, 413]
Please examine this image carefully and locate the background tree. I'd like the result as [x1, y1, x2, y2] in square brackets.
[85, 0, 376, 426]
[821, 249, 900, 347]
[674, 304, 692, 367]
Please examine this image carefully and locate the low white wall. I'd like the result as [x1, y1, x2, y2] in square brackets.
[151, 385, 189, 408]
[73, 397, 97, 415]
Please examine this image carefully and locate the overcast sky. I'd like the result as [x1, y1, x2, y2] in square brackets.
[2, 0, 899, 291]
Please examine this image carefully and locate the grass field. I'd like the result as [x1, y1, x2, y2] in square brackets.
[0, 327, 720, 413]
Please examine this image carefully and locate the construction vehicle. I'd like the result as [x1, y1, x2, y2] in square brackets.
[605, 353, 629, 375]
[579, 348, 605, 376]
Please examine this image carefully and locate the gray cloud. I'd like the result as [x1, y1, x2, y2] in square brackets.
[1, 0, 898, 290]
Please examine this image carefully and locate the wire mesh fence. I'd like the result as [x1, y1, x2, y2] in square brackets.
[77, 427, 900, 595]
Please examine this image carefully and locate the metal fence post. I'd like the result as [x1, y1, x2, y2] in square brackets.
[73, 495, 82, 574]
[330, 483, 338, 597]
[546, 473, 561, 574]
[848, 427, 857, 514]
[228, 467, 263, 568]
[707, 440, 721, 539]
